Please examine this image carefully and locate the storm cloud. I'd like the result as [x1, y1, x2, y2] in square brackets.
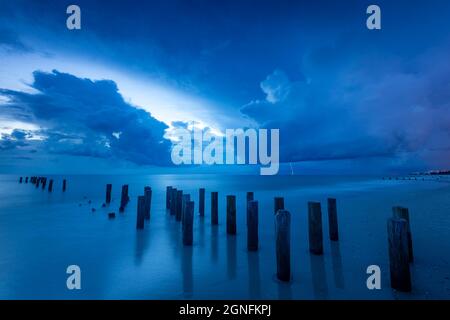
[241, 44, 450, 169]
[0, 70, 172, 165]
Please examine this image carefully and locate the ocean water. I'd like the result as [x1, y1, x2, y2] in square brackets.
[0, 174, 449, 299]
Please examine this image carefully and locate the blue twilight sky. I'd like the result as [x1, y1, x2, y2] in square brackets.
[0, 0, 449, 174]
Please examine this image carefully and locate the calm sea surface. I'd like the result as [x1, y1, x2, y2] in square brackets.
[0, 174, 449, 299]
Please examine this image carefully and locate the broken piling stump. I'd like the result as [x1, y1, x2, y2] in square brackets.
[176, 190, 183, 221]
[62, 179, 67, 192]
[247, 200, 258, 251]
[274, 197, 284, 215]
[136, 196, 146, 229]
[144, 186, 152, 220]
[246, 192, 254, 225]
[392, 206, 413, 263]
[182, 194, 191, 227]
[211, 192, 218, 225]
[119, 184, 129, 212]
[275, 209, 291, 282]
[226, 195, 237, 235]
[170, 188, 177, 215]
[108, 212, 116, 219]
[387, 218, 412, 292]
[48, 179, 53, 192]
[199, 188, 205, 217]
[327, 198, 339, 241]
[166, 186, 172, 209]
[183, 201, 194, 246]
[106, 184, 112, 204]
[308, 201, 324, 255]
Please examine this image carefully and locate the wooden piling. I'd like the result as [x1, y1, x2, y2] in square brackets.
[327, 198, 339, 241]
[144, 186, 152, 220]
[247, 200, 258, 251]
[211, 192, 218, 225]
[176, 190, 183, 221]
[48, 179, 53, 192]
[25, 177, 28, 183]
[199, 188, 205, 217]
[183, 201, 194, 246]
[106, 184, 112, 204]
[246, 192, 254, 225]
[308, 201, 323, 255]
[387, 218, 411, 292]
[108, 212, 116, 219]
[170, 188, 177, 215]
[166, 186, 172, 209]
[136, 196, 146, 229]
[19, 177, 23, 183]
[41, 178, 47, 189]
[119, 184, 129, 212]
[274, 197, 284, 215]
[392, 206, 413, 263]
[182, 194, 191, 227]
[226, 195, 237, 235]
[62, 179, 67, 192]
[275, 209, 291, 282]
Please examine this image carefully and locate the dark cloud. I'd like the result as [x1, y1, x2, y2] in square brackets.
[0, 70, 171, 165]
[0, 129, 30, 150]
[241, 44, 450, 170]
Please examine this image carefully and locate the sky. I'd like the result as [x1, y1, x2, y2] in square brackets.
[0, 0, 449, 174]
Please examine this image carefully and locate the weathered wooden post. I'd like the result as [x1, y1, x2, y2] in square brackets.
[41, 178, 47, 189]
[199, 188, 205, 217]
[136, 196, 146, 229]
[226, 195, 237, 235]
[392, 206, 413, 263]
[62, 179, 67, 192]
[119, 184, 129, 212]
[308, 201, 323, 255]
[183, 201, 194, 246]
[327, 198, 339, 241]
[275, 209, 291, 282]
[25, 177, 28, 183]
[48, 179, 53, 192]
[106, 184, 112, 204]
[246, 192, 254, 225]
[166, 186, 172, 209]
[35, 177, 40, 188]
[108, 212, 116, 219]
[247, 200, 258, 251]
[182, 194, 191, 227]
[211, 192, 218, 225]
[387, 218, 411, 292]
[170, 188, 177, 215]
[274, 197, 284, 215]
[176, 190, 183, 221]
[19, 177, 23, 183]
[144, 186, 152, 220]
